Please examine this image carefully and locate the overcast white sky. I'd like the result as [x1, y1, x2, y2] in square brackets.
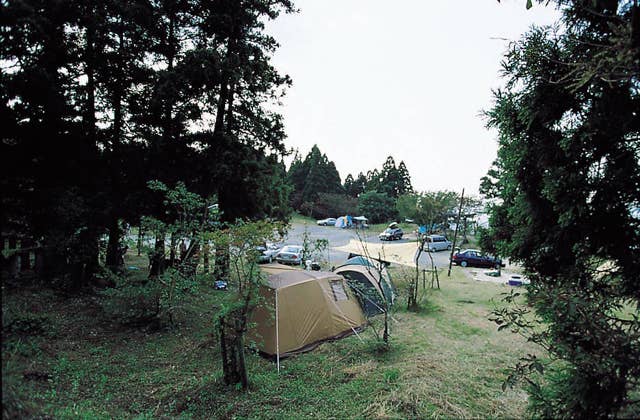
[266, 1, 560, 195]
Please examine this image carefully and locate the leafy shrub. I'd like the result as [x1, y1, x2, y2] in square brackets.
[358, 191, 397, 224]
[100, 268, 199, 326]
[100, 273, 161, 326]
[3, 312, 50, 336]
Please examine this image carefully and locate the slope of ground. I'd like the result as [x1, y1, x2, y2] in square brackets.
[2, 258, 537, 419]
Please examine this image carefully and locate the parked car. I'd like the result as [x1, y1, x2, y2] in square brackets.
[353, 216, 369, 229]
[422, 234, 452, 252]
[275, 245, 304, 265]
[316, 218, 337, 226]
[379, 224, 403, 241]
[256, 243, 280, 263]
[450, 249, 504, 268]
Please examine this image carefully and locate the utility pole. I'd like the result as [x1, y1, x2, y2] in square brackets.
[447, 188, 465, 277]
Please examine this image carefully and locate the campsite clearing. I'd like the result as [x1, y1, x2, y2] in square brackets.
[3, 254, 539, 419]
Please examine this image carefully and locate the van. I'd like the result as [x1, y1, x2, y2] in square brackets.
[423, 235, 452, 252]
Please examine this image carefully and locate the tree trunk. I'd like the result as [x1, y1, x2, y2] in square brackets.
[105, 218, 121, 269]
[149, 232, 166, 277]
[169, 233, 177, 267]
[236, 318, 248, 389]
[106, 24, 125, 271]
[409, 242, 423, 310]
[215, 246, 230, 282]
[137, 224, 143, 256]
[218, 314, 249, 389]
[203, 241, 210, 274]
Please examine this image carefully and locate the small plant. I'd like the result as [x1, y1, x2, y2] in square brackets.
[301, 224, 328, 268]
[100, 275, 161, 327]
[3, 313, 50, 336]
[209, 220, 285, 390]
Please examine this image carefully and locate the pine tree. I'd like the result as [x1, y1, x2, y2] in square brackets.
[397, 161, 413, 195]
[484, 1, 640, 416]
[288, 144, 344, 208]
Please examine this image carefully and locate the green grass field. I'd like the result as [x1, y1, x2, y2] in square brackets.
[3, 259, 539, 419]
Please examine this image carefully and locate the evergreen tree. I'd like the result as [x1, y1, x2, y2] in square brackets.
[379, 156, 400, 198]
[343, 172, 367, 197]
[484, 1, 640, 416]
[355, 172, 368, 195]
[287, 144, 344, 209]
[378, 156, 413, 198]
[365, 169, 381, 192]
[397, 161, 413, 195]
[1, 0, 295, 289]
[343, 173, 355, 196]
[1, 0, 100, 287]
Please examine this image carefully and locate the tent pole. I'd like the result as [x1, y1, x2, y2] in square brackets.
[350, 325, 363, 341]
[275, 289, 280, 373]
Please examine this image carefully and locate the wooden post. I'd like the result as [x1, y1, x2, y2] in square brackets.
[448, 188, 465, 277]
[275, 289, 280, 373]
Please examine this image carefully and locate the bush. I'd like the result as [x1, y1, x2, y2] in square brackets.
[301, 193, 359, 219]
[3, 313, 50, 336]
[99, 272, 161, 326]
[358, 191, 397, 224]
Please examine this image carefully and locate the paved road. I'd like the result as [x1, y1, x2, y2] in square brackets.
[282, 222, 453, 270]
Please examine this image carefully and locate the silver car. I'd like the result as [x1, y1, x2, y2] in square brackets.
[256, 243, 281, 263]
[422, 235, 452, 252]
[316, 218, 337, 226]
[275, 245, 304, 265]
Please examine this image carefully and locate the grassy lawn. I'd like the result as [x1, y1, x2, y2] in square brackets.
[3, 258, 538, 419]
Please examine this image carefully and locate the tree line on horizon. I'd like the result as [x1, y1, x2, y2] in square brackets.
[286, 144, 482, 231]
[286, 144, 416, 223]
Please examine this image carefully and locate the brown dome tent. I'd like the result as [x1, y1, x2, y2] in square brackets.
[247, 264, 366, 359]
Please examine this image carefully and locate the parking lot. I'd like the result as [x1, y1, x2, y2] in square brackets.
[283, 222, 453, 270]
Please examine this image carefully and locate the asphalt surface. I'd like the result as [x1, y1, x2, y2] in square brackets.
[282, 222, 453, 270]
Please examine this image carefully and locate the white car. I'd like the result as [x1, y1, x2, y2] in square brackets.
[275, 245, 304, 265]
[256, 243, 281, 263]
[316, 218, 337, 226]
[422, 235, 452, 252]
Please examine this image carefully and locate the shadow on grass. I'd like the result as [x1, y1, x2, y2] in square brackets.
[402, 298, 442, 317]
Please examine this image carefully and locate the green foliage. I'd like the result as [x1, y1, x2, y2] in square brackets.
[287, 145, 344, 211]
[3, 313, 51, 337]
[396, 191, 458, 229]
[2, 375, 36, 420]
[357, 191, 398, 224]
[343, 172, 369, 198]
[207, 219, 285, 389]
[484, 1, 640, 416]
[1, 0, 294, 288]
[300, 192, 359, 219]
[301, 225, 329, 266]
[378, 156, 413, 198]
[100, 274, 162, 326]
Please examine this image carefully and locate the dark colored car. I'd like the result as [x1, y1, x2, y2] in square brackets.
[379, 227, 403, 241]
[451, 249, 505, 268]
